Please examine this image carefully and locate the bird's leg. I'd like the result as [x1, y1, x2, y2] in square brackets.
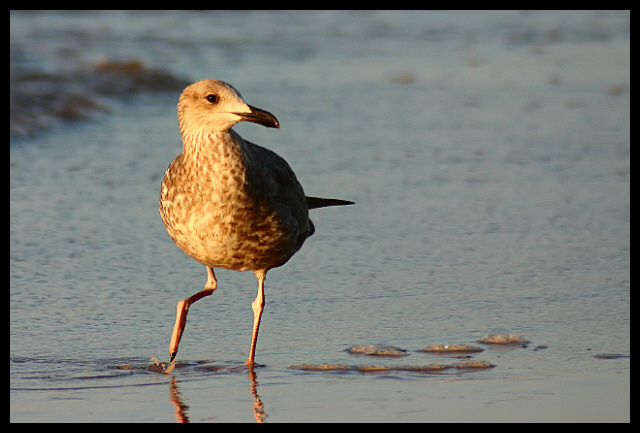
[169, 267, 218, 362]
[246, 270, 267, 366]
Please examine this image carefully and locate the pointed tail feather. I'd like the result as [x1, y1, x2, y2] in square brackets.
[306, 196, 355, 209]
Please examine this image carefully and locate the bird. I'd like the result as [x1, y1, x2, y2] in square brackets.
[158, 79, 353, 368]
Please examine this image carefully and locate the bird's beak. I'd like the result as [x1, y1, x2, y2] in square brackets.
[236, 105, 280, 129]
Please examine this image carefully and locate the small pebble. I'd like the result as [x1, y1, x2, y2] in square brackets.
[290, 361, 495, 373]
[398, 364, 451, 372]
[420, 344, 484, 354]
[477, 334, 529, 345]
[347, 345, 407, 357]
[289, 363, 351, 371]
[355, 365, 390, 372]
[452, 360, 495, 369]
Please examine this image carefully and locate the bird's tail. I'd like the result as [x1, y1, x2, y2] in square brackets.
[306, 196, 355, 209]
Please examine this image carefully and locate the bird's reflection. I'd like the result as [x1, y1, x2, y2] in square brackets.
[248, 365, 267, 423]
[166, 364, 267, 423]
[169, 375, 189, 423]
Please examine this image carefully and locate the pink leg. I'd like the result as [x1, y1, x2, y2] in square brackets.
[246, 270, 267, 366]
[169, 267, 217, 361]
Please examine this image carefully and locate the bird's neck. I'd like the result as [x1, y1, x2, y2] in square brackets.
[181, 128, 242, 157]
[179, 128, 247, 181]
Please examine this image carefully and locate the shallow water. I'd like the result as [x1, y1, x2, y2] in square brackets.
[11, 11, 629, 422]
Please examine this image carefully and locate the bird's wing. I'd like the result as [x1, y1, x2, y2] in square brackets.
[242, 140, 354, 245]
[242, 140, 306, 210]
[242, 141, 355, 210]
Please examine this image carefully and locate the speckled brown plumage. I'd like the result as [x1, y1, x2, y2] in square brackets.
[157, 79, 353, 368]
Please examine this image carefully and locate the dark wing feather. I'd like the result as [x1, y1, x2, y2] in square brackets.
[242, 140, 311, 248]
[306, 196, 355, 209]
[242, 140, 354, 247]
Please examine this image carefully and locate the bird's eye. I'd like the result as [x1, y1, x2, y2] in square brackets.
[206, 94, 219, 104]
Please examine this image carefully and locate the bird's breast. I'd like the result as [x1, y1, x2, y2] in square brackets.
[159, 152, 301, 271]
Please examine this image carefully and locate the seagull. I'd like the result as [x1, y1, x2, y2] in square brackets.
[158, 79, 353, 368]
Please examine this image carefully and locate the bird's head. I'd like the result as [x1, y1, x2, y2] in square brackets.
[177, 79, 279, 138]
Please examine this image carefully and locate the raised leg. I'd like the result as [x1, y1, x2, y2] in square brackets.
[246, 269, 267, 366]
[169, 267, 217, 362]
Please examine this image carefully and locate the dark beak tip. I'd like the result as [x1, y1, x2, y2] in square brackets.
[241, 105, 280, 129]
